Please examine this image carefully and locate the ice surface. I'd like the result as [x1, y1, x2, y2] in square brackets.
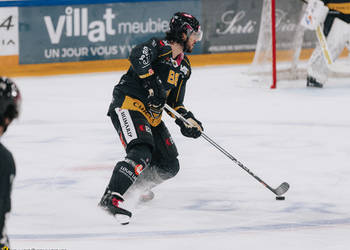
[2, 65, 350, 249]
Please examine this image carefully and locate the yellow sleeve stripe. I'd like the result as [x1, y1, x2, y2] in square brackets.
[158, 50, 172, 58]
[139, 71, 154, 79]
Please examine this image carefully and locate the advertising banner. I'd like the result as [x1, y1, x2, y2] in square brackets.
[201, 0, 263, 54]
[0, 7, 19, 56]
[19, 0, 201, 64]
[201, 0, 316, 54]
[274, 0, 316, 50]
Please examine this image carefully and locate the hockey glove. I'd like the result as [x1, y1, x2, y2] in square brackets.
[175, 111, 203, 138]
[142, 75, 166, 117]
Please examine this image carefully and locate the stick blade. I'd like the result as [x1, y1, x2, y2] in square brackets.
[274, 182, 290, 196]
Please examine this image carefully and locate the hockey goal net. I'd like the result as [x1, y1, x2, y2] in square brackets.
[250, 0, 350, 88]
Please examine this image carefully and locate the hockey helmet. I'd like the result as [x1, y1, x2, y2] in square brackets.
[169, 12, 202, 43]
[0, 77, 21, 125]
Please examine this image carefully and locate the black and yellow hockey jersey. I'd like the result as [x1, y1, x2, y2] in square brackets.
[109, 37, 192, 127]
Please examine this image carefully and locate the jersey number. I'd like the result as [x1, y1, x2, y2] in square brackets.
[167, 70, 179, 86]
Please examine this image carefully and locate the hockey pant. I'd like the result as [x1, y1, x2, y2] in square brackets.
[107, 108, 179, 195]
[308, 17, 350, 84]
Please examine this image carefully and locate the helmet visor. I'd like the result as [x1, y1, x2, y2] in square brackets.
[191, 28, 203, 41]
[184, 23, 203, 42]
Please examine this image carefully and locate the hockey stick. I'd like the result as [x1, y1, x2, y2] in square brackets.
[164, 104, 290, 196]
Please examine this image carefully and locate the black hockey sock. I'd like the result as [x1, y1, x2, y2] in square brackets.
[108, 161, 138, 195]
[107, 144, 152, 195]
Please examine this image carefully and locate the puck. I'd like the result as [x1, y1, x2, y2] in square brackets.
[276, 196, 285, 200]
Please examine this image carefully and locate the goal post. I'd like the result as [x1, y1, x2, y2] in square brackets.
[250, 0, 311, 88]
[271, 0, 277, 89]
[250, 0, 350, 88]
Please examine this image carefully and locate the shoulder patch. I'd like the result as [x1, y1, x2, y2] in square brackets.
[180, 65, 189, 75]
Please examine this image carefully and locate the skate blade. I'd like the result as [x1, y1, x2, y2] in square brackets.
[115, 214, 131, 225]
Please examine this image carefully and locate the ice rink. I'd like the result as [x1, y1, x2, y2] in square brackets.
[3, 64, 350, 249]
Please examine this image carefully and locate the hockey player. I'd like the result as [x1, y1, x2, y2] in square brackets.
[306, 0, 350, 88]
[0, 77, 21, 249]
[99, 12, 203, 224]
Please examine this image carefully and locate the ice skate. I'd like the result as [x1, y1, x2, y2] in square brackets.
[99, 190, 132, 225]
[307, 76, 323, 88]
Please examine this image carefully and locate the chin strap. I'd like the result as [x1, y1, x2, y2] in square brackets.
[0, 122, 8, 134]
[2, 125, 8, 133]
[183, 37, 190, 52]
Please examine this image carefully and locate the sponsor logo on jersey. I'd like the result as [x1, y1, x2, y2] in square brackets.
[165, 137, 174, 146]
[138, 124, 151, 135]
[144, 124, 152, 134]
[138, 124, 145, 132]
[139, 46, 151, 68]
[120, 96, 162, 127]
[115, 108, 138, 143]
